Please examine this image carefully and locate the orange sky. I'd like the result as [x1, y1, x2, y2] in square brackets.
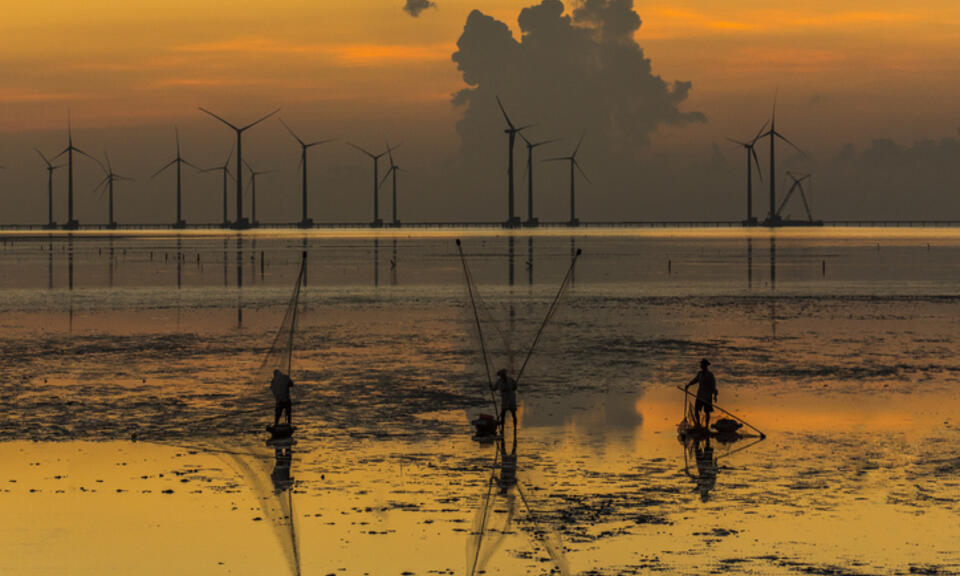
[1, 0, 958, 146]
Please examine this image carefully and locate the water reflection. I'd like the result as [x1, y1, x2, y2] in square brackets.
[467, 435, 569, 576]
[237, 239, 244, 328]
[746, 237, 753, 290]
[683, 437, 717, 502]
[390, 238, 398, 286]
[526, 236, 533, 286]
[373, 238, 379, 287]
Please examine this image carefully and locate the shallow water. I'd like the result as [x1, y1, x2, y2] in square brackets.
[0, 228, 958, 575]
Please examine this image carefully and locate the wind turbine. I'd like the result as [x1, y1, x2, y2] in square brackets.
[496, 96, 532, 228]
[201, 144, 235, 228]
[243, 160, 275, 227]
[199, 107, 279, 229]
[519, 134, 559, 227]
[776, 171, 816, 223]
[278, 117, 334, 228]
[151, 127, 201, 229]
[54, 114, 99, 230]
[36, 149, 64, 229]
[726, 121, 768, 226]
[377, 142, 407, 227]
[760, 97, 805, 226]
[545, 133, 589, 227]
[94, 151, 134, 229]
[347, 142, 394, 227]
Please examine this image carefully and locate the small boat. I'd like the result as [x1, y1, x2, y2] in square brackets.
[471, 413, 499, 443]
[677, 417, 744, 443]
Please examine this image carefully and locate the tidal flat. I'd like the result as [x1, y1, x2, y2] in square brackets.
[1, 228, 958, 575]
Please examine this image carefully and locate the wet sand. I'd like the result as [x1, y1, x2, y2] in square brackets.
[1, 229, 959, 574]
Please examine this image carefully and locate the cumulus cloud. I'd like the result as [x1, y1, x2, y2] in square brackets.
[451, 0, 704, 154]
[403, 0, 435, 18]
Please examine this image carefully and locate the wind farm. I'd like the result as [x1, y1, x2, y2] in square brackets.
[3, 2, 960, 576]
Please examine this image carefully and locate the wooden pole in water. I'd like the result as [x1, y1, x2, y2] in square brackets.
[675, 385, 766, 438]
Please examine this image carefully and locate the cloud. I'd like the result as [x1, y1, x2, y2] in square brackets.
[448, 0, 705, 216]
[403, 0, 436, 18]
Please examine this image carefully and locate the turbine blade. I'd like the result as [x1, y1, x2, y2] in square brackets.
[751, 147, 764, 184]
[751, 120, 770, 144]
[542, 156, 568, 163]
[305, 138, 336, 148]
[198, 107, 239, 131]
[515, 123, 535, 132]
[240, 108, 281, 131]
[76, 147, 106, 172]
[278, 117, 305, 147]
[35, 148, 52, 167]
[386, 140, 394, 168]
[175, 126, 181, 155]
[519, 133, 531, 147]
[347, 142, 375, 158]
[379, 167, 392, 188]
[104, 150, 113, 173]
[495, 95, 515, 130]
[572, 132, 585, 157]
[726, 137, 748, 147]
[533, 138, 561, 148]
[774, 131, 806, 157]
[182, 159, 203, 171]
[574, 159, 590, 184]
[151, 159, 176, 179]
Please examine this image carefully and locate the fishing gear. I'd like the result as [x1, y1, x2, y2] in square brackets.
[456, 239, 499, 415]
[676, 385, 766, 439]
[515, 248, 581, 385]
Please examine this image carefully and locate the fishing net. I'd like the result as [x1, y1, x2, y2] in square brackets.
[456, 239, 580, 412]
[466, 439, 570, 576]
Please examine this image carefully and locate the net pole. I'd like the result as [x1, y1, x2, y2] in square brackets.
[516, 248, 581, 385]
[456, 239, 499, 414]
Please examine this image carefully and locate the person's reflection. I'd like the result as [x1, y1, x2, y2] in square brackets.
[527, 236, 533, 286]
[497, 434, 518, 492]
[271, 444, 295, 492]
[684, 436, 718, 502]
[391, 238, 398, 286]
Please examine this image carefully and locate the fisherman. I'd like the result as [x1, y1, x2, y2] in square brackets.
[492, 368, 518, 437]
[271, 369, 294, 427]
[685, 358, 718, 430]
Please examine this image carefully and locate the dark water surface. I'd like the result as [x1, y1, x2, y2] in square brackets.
[0, 228, 958, 575]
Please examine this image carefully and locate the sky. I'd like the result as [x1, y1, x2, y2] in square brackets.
[1, 0, 959, 224]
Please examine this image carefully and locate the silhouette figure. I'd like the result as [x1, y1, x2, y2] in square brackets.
[492, 368, 518, 438]
[271, 369, 294, 427]
[685, 358, 718, 430]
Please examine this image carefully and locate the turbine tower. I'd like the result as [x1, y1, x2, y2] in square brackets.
[279, 118, 334, 228]
[760, 98, 804, 227]
[378, 142, 406, 227]
[35, 149, 64, 229]
[199, 107, 279, 229]
[726, 121, 768, 226]
[545, 133, 589, 227]
[496, 96, 532, 228]
[54, 114, 98, 230]
[243, 160, 275, 227]
[94, 152, 134, 229]
[519, 134, 558, 227]
[201, 144, 235, 228]
[151, 127, 200, 229]
[347, 142, 394, 227]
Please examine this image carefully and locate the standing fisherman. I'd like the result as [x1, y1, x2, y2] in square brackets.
[271, 369, 294, 427]
[492, 368, 518, 437]
[685, 359, 718, 430]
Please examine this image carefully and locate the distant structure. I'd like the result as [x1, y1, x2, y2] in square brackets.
[35, 149, 63, 229]
[94, 152, 134, 229]
[775, 171, 822, 226]
[760, 100, 805, 226]
[546, 133, 589, 227]
[54, 116, 98, 230]
[348, 142, 394, 227]
[201, 145, 234, 228]
[496, 96, 531, 228]
[519, 134, 558, 227]
[243, 160, 275, 228]
[151, 127, 199, 229]
[199, 107, 279, 229]
[378, 142, 405, 227]
[279, 118, 334, 228]
[726, 122, 767, 226]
